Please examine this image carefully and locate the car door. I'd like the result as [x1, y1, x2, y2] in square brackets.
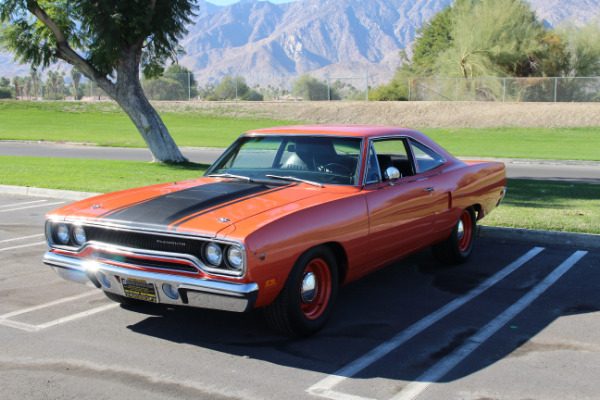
[363, 137, 450, 270]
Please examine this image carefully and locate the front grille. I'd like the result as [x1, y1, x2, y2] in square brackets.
[93, 250, 200, 273]
[85, 226, 205, 260]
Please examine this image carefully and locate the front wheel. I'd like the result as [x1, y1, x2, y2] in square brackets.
[264, 246, 338, 337]
[432, 207, 476, 265]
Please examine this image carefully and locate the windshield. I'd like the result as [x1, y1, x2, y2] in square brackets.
[205, 135, 363, 186]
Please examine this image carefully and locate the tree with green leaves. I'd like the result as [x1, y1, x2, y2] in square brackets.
[163, 64, 198, 99]
[70, 68, 82, 100]
[0, 0, 197, 162]
[434, 0, 546, 79]
[209, 75, 263, 101]
[144, 77, 186, 100]
[292, 74, 339, 101]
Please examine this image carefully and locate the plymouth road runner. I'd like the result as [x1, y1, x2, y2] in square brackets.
[44, 125, 506, 336]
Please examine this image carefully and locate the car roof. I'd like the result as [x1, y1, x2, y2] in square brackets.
[245, 124, 425, 139]
[244, 124, 457, 163]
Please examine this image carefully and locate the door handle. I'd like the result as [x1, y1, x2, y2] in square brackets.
[423, 187, 435, 192]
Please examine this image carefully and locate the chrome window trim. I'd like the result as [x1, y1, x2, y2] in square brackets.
[362, 135, 446, 181]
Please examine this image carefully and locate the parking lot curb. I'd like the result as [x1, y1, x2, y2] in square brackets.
[478, 225, 600, 250]
[0, 185, 101, 201]
[2, 184, 598, 250]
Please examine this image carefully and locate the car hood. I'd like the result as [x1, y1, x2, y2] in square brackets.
[48, 179, 325, 236]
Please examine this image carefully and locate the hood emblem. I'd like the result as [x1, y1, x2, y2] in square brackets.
[218, 218, 230, 223]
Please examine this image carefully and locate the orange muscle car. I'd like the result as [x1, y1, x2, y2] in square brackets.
[44, 125, 506, 336]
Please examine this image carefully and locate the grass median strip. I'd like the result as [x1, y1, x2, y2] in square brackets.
[0, 156, 209, 193]
[481, 179, 600, 234]
[1, 155, 598, 234]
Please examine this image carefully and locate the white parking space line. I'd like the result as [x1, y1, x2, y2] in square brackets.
[307, 247, 545, 400]
[0, 304, 119, 332]
[0, 201, 65, 213]
[0, 234, 45, 244]
[0, 199, 48, 208]
[0, 241, 47, 252]
[0, 291, 118, 332]
[0, 291, 101, 319]
[392, 250, 588, 400]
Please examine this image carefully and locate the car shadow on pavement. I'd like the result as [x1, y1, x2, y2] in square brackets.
[125, 239, 600, 383]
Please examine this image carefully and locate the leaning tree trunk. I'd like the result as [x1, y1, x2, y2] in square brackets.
[113, 49, 187, 163]
[114, 78, 188, 163]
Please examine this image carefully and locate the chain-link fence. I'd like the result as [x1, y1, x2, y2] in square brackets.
[408, 77, 600, 102]
[4, 71, 600, 102]
[1, 70, 371, 102]
[145, 71, 370, 102]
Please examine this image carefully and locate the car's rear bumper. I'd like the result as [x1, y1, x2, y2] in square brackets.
[43, 251, 258, 312]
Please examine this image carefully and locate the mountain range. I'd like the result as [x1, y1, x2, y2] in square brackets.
[1, 0, 600, 87]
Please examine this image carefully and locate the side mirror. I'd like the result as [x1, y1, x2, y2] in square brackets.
[384, 166, 401, 181]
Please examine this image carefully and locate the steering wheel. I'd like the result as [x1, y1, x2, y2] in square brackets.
[323, 163, 352, 175]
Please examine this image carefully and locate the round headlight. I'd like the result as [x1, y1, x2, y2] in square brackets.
[205, 243, 223, 266]
[227, 246, 244, 270]
[73, 226, 87, 246]
[56, 224, 70, 244]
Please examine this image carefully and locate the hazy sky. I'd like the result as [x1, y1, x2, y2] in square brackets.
[206, 0, 297, 5]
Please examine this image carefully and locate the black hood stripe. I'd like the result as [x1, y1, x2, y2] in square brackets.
[94, 196, 163, 222]
[96, 182, 294, 231]
[168, 183, 296, 230]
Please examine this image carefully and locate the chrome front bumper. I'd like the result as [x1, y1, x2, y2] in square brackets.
[43, 251, 259, 313]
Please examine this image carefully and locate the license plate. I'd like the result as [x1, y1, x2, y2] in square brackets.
[121, 278, 158, 303]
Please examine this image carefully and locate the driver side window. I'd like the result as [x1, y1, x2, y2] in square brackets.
[364, 138, 413, 185]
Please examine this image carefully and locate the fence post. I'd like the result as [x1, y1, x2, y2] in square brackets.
[327, 72, 331, 101]
[554, 77, 558, 103]
[503, 78, 506, 102]
[455, 78, 458, 101]
[235, 73, 238, 102]
[188, 71, 191, 101]
[408, 79, 411, 101]
[365, 69, 369, 101]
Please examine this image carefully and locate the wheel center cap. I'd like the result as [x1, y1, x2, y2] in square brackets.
[300, 272, 317, 303]
[457, 219, 465, 240]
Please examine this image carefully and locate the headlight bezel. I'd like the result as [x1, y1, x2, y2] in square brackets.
[204, 242, 223, 266]
[226, 245, 244, 271]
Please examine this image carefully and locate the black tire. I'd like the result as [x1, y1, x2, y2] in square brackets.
[264, 246, 339, 337]
[432, 207, 476, 265]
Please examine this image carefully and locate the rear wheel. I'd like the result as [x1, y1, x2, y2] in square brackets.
[264, 246, 338, 337]
[432, 207, 476, 265]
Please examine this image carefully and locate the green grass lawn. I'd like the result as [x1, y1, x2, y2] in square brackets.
[0, 100, 301, 147]
[1, 100, 600, 160]
[0, 156, 209, 193]
[422, 127, 600, 161]
[482, 179, 600, 235]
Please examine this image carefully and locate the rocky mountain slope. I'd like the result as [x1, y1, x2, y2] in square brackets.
[2, 0, 599, 86]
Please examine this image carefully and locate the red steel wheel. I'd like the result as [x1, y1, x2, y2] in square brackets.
[299, 258, 333, 320]
[432, 207, 477, 265]
[457, 208, 474, 253]
[264, 246, 338, 336]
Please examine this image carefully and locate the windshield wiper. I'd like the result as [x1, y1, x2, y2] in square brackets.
[207, 173, 253, 182]
[266, 174, 323, 188]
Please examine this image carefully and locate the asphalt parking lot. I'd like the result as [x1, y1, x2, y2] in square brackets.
[1, 193, 599, 400]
